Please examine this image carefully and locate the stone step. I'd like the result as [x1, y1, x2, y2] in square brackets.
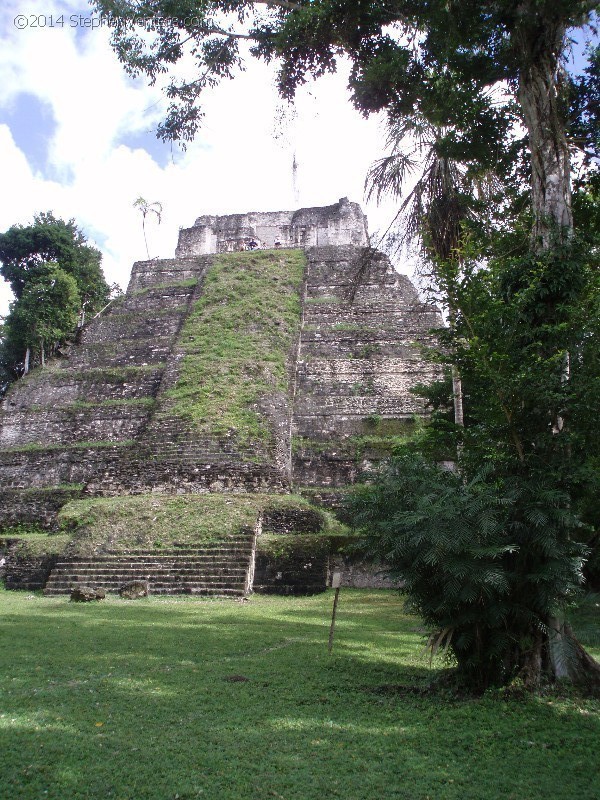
[60, 544, 253, 555]
[44, 526, 256, 595]
[104, 544, 252, 555]
[47, 569, 247, 581]
[43, 585, 245, 597]
[45, 553, 250, 572]
[55, 553, 251, 564]
[45, 574, 244, 583]
[56, 558, 249, 567]
[45, 575, 246, 587]
[54, 554, 250, 564]
[51, 556, 251, 567]
[46, 564, 246, 576]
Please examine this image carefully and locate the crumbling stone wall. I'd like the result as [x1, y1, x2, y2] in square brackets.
[0, 249, 302, 523]
[175, 197, 369, 256]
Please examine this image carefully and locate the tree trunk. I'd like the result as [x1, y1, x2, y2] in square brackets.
[548, 619, 600, 686]
[516, 19, 572, 249]
[515, 13, 600, 685]
[447, 307, 464, 429]
[23, 347, 30, 376]
[452, 367, 464, 427]
[142, 216, 149, 259]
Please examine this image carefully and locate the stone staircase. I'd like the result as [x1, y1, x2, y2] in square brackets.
[291, 246, 442, 487]
[43, 534, 256, 597]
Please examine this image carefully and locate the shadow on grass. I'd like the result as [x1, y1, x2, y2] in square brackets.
[1, 591, 599, 800]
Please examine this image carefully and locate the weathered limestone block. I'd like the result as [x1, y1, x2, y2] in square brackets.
[70, 586, 106, 601]
[82, 311, 187, 344]
[291, 245, 443, 488]
[66, 337, 174, 369]
[0, 446, 125, 490]
[1, 368, 163, 410]
[0, 406, 150, 448]
[328, 556, 399, 589]
[123, 285, 198, 313]
[261, 507, 324, 534]
[1, 538, 62, 589]
[253, 547, 328, 595]
[0, 488, 83, 529]
[119, 580, 149, 599]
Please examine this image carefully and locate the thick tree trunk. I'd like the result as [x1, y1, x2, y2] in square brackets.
[23, 347, 30, 376]
[516, 20, 572, 249]
[549, 620, 600, 686]
[515, 13, 600, 686]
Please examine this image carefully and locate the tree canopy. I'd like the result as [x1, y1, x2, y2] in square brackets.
[0, 213, 111, 380]
[95, 0, 596, 244]
[0, 212, 109, 309]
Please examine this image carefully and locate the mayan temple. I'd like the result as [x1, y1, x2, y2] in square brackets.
[0, 198, 441, 596]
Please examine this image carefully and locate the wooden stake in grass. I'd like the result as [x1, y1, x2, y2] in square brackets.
[328, 572, 342, 655]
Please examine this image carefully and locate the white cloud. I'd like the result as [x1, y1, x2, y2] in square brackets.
[0, 0, 403, 316]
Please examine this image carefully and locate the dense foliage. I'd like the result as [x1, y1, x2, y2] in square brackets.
[349, 230, 600, 689]
[350, 457, 588, 689]
[0, 213, 111, 381]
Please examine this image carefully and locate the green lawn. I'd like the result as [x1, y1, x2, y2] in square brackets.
[1, 589, 599, 800]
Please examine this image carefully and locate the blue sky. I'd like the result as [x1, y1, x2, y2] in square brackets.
[0, 1, 597, 315]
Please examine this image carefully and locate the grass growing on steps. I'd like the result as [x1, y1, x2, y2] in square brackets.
[1, 533, 71, 556]
[165, 249, 305, 445]
[128, 277, 199, 296]
[0, 589, 598, 800]
[2, 440, 135, 454]
[57, 493, 342, 557]
[26, 398, 156, 412]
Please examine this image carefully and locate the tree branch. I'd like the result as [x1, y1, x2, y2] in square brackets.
[252, 0, 303, 10]
[202, 25, 259, 40]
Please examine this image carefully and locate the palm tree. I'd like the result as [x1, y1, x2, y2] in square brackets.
[366, 117, 498, 427]
[133, 197, 163, 259]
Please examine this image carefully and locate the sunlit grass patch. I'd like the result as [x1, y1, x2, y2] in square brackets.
[1, 590, 598, 800]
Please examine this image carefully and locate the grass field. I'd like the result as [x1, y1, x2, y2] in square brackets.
[1, 589, 599, 800]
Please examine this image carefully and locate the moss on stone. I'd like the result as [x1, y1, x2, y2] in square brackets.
[305, 295, 343, 305]
[292, 426, 418, 462]
[1, 532, 71, 557]
[102, 305, 189, 322]
[4, 484, 85, 495]
[57, 492, 332, 557]
[3, 440, 135, 454]
[128, 278, 198, 297]
[24, 398, 156, 413]
[165, 249, 305, 445]
[66, 364, 165, 382]
[65, 398, 156, 410]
